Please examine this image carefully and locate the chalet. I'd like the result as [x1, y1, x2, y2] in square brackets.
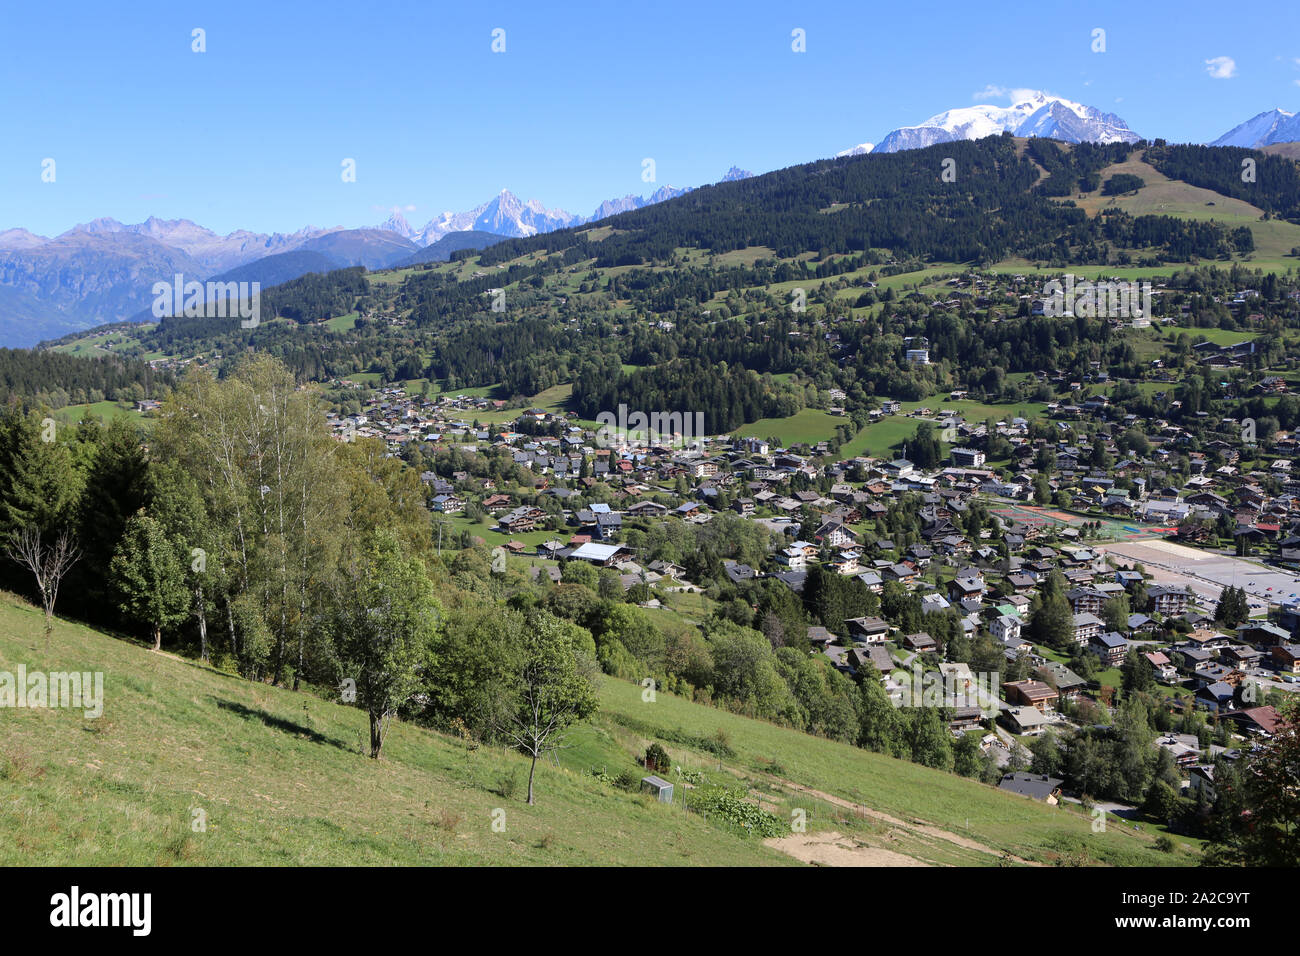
[1000, 705, 1049, 735]
[1237, 622, 1290, 647]
[947, 571, 986, 603]
[430, 493, 465, 514]
[593, 512, 623, 540]
[498, 505, 545, 533]
[647, 560, 683, 579]
[776, 546, 808, 570]
[1174, 646, 1213, 674]
[1127, 613, 1156, 634]
[1091, 630, 1128, 666]
[1006, 572, 1038, 594]
[1271, 643, 1300, 673]
[813, 520, 859, 548]
[1035, 661, 1086, 701]
[884, 563, 919, 584]
[1004, 679, 1057, 713]
[1220, 644, 1262, 668]
[856, 570, 884, 592]
[948, 706, 985, 732]
[1195, 680, 1236, 712]
[1187, 765, 1217, 801]
[1144, 651, 1179, 683]
[902, 632, 938, 653]
[990, 614, 1022, 642]
[1155, 733, 1201, 769]
[1226, 706, 1281, 738]
[828, 551, 861, 575]
[858, 645, 895, 677]
[998, 773, 1063, 804]
[845, 616, 890, 644]
[806, 626, 837, 646]
[723, 561, 757, 584]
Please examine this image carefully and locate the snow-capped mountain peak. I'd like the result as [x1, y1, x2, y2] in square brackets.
[377, 210, 417, 240]
[405, 166, 748, 246]
[1209, 108, 1300, 148]
[863, 90, 1141, 154]
[836, 143, 874, 157]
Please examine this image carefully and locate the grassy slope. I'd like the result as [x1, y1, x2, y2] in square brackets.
[1060, 152, 1300, 272]
[0, 594, 1195, 866]
[591, 679, 1201, 866]
[0, 596, 790, 866]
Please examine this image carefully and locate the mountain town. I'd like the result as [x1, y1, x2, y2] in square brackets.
[2, 6, 1299, 905]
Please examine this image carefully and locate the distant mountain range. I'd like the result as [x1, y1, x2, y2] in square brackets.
[0, 168, 753, 346]
[376, 167, 753, 244]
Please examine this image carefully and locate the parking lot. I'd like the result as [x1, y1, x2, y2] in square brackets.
[1101, 538, 1300, 616]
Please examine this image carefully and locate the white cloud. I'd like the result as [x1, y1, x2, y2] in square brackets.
[971, 85, 1045, 103]
[1204, 56, 1237, 79]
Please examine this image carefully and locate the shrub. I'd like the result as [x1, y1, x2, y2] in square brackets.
[495, 770, 520, 800]
[644, 743, 672, 774]
[690, 785, 786, 838]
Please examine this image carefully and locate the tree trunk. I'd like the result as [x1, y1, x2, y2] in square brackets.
[527, 752, 538, 805]
[152, 626, 161, 651]
[226, 598, 238, 658]
[197, 599, 208, 662]
[369, 711, 383, 759]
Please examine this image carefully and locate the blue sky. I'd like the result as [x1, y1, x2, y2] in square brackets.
[3, 0, 1298, 237]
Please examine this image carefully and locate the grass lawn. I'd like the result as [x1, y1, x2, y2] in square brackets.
[735, 408, 844, 447]
[840, 394, 1048, 459]
[321, 311, 358, 332]
[1159, 325, 1260, 345]
[52, 401, 146, 426]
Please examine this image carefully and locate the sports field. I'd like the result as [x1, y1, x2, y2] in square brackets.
[986, 502, 1172, 542]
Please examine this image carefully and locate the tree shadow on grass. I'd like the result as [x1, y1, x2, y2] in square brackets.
[212, 698, 352, 751]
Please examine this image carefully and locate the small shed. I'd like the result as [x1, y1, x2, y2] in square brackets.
[640, 775, 674, 804]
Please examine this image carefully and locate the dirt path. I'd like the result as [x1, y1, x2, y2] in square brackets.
[765, 831, 929, 867]
[768, 777, 1039, 866]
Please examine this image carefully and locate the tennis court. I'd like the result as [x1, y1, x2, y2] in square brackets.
[986, 502, 1167, 541]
